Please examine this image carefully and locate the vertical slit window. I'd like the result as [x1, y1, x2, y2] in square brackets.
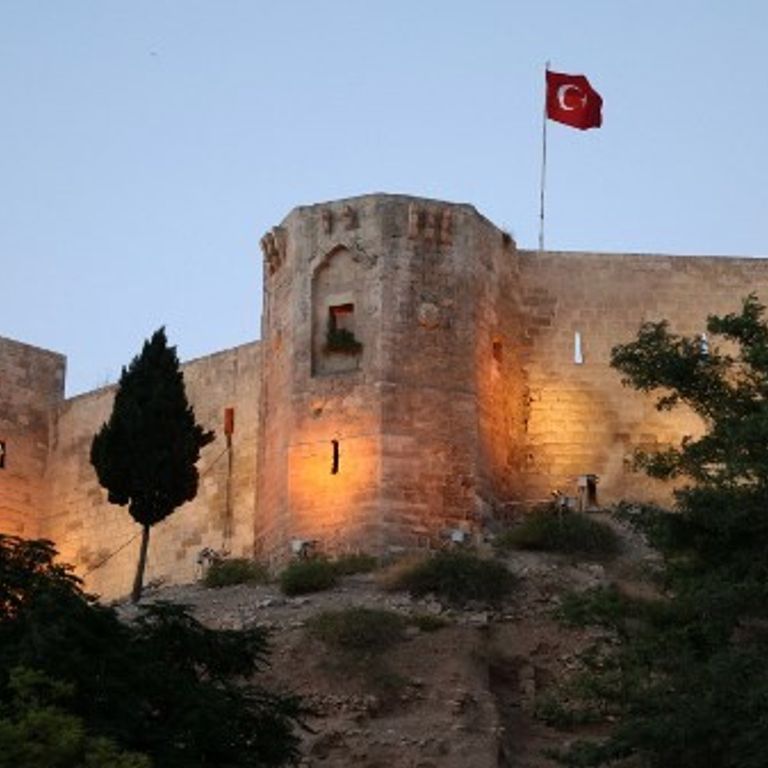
[574, 331, 584, 364]
[0, 440, 5, 469]
[331, 439, 340, 474]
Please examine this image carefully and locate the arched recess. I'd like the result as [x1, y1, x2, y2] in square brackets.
[311, 246, 364, 376]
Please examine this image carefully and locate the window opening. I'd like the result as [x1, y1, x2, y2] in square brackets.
[574, 331, 584, 364]
[0, 440, 5, 469]
[331, 439, 340, 475]
[326, 304, 362, 354]
[224, 407, 235, 437]
[330, 303, 354, 332]
[492, 339, 503, 364]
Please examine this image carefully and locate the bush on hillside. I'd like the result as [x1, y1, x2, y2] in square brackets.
[279, 558, 338, 596]
[307, 608, 405, 655]
[496, 508, 620, 558]
[389, 550, 514, 606]
[331, 553, 378, 575]
[203, 558, 269, 588]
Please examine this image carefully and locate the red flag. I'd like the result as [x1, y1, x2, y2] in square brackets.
[546, 70, 602, 130]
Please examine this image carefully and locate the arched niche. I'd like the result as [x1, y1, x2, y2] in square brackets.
[311, 246, 364, 376]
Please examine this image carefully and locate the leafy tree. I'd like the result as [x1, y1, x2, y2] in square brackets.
[0, 535, 302, 767]
[551, 296, 768, 767]
[90, 328, 214, 602]
[0, 667, 150, 768]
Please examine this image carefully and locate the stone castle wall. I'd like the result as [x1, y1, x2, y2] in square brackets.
[0, 337, 65, 538]
[516, 251, 768, 506]
[41, 342, 261, 599]
[3, 193, 768, 599]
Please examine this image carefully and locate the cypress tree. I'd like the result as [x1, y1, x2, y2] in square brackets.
[91, 328, 214, 602]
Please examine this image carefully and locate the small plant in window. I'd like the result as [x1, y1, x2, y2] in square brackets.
[324, 304, 362, 355]
[325, 327, 362, 354]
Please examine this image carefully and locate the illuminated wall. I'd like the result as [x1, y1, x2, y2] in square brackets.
[0, 337, 65, 538]
[515, 251, 768, 505]
[256, 195, 524, 559]
[5, 193, 768, 597]
[257, 198, 385, 561]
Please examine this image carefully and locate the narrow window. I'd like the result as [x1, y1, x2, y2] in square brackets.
[586, 475, 598, 507]
[224, 407, 235, 436]
[492, 339, 503, 364]
[331, 439, 340, 474]
[574, 331, 584, 364]
[0, 440, 5, 469]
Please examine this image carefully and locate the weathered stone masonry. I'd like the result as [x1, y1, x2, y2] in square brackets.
[2, 193, 768, 599]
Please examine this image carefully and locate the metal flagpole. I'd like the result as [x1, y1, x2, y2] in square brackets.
[538, 61, 550, 252]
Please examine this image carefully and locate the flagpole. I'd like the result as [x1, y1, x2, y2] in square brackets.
[538, 61, 550, 252]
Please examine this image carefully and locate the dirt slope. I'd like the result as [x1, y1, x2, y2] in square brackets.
[123, 526, 653, 768]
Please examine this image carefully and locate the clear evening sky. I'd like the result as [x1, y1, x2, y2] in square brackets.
[2, 2, 766, 395]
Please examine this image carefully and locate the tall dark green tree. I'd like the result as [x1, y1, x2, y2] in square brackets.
[91, 329, 214, 602]
[552, 295, 768, 768]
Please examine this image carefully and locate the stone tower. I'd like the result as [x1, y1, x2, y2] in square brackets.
[255, 194, 526, 561]
[0, 336, 66, 538]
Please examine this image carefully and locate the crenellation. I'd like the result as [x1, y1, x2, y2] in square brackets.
[260, 226, 287, 274]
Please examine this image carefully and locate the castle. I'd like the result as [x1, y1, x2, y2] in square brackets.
[3, 193, 767, 599]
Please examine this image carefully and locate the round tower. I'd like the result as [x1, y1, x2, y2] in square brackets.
[255, 194, 524, 562]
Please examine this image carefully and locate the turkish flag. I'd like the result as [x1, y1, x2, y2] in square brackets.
[546, 70, 602, 130]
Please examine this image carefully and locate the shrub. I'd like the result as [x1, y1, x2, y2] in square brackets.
[389, 551, 515, 606]
[534, 691, 603, 729]
[324, 328, 362, 355]
[407, 613, 449, 632]
[307, 608, 409, 709]
[332, 553, 378, 575]
[376, 552, 431, 592]
[279, 558, 338, 596]
[203, 558, 269, 588]
[557, 585, 631, 628]
[497, 509, 620, 558]
[307, 608, 406, 655]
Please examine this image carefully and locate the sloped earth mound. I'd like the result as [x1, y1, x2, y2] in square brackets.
[119, 517, 657, 768]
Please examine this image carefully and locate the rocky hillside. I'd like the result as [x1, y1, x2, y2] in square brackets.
[120, 518, 654, 768]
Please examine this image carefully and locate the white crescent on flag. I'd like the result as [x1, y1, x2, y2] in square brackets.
[556, 84, 585, 111]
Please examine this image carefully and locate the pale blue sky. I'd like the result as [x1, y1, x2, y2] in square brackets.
[2, 1, 766, 395]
